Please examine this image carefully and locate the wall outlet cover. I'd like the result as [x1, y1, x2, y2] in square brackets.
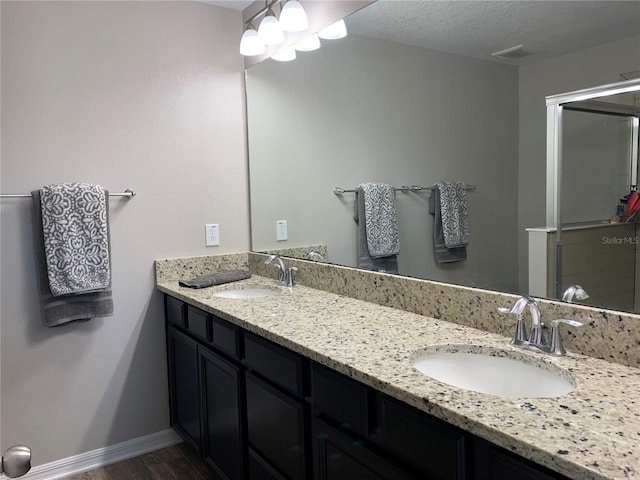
[205, 224, 219, 246]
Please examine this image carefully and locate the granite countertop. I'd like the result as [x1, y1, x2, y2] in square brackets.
[157, 275, 640, 480]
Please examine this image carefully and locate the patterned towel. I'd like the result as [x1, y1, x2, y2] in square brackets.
[40, 183, 111, 296]
[433, 181, 468, 247]
[356, 182, 400, 258]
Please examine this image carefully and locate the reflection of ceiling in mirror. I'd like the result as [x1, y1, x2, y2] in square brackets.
[346, 1, 640, 66]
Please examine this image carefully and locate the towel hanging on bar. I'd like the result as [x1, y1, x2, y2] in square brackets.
[31, 183, 114, 327]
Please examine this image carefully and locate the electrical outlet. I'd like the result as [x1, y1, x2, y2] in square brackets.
[276, 220, 288, 241]
[205, 224, 219, 246]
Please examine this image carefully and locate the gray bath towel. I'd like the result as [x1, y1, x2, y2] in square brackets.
[179, 270, 251, 288]
[354, 183, 399, 273]
[32, 189, 114, 327]
[40, 183, 111, 295]
[429, 183, 468, 263]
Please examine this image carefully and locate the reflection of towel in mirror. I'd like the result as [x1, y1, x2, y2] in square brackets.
[32, 185, 113, 327]
[179, 270, 251, 288]
[429, 182, 468, 263]
[354, 183, 399, 273]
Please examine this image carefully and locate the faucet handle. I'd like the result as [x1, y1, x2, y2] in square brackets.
[497, 306, 528, 346]
[285, 266, 298, 287]
[545, 319, 583, 356]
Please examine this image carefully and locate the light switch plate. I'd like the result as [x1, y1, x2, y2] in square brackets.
[276, 220, 287, 241]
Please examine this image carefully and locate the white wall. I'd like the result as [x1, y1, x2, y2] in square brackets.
[248, 35, 520, 292]
[518, 35, 640, 290]
[0, 1, 249, 466]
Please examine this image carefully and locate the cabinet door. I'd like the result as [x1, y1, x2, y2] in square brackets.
[473, 438, 570, 480]
[246, 372, 306, 480]
[167, 327, 201, 452]
[375, 394, 466, 479]
[312, 418, 416, 480]
[200, 348, 245, 480]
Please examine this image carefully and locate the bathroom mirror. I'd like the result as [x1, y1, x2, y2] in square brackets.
[246, 0, 640, 310]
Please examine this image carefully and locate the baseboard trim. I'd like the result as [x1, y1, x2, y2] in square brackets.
[11, 428, 182, 480]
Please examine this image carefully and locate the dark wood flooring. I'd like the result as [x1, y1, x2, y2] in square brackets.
[64, 443, 218, 480]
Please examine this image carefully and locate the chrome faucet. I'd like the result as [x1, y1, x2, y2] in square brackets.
[264, 255, 298, 287]
[498, 295, 541, 346]
[306, 251, 325, 261]
[562, 285, 589, 303]
[499, 295, 582, 356]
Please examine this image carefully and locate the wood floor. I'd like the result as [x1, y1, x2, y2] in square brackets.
[64, 443, 219, 480]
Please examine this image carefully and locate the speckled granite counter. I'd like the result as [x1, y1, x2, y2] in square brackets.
[156, 273, 640, 480]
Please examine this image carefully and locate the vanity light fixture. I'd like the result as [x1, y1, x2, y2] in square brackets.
[239, 22, 266, 56]
[241, 0, 309, 56]
[279, 0, 308, 32]
[271, 46, 297, 62]
[240, 0, 346, 58]
[318, 19, 347, 40]
[294, 33, 321, 52]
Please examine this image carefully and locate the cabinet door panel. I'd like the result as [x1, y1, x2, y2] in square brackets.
[248, 448, 288, 480]
[375, 394, 466, 480]
[473, 438, 570, 480]
[312, 418, 415, 480]
[200, 348, 244, 480]
[167, 327, 201, 452]
[246, 372, 305, 480]
[310, 363, 368, 437]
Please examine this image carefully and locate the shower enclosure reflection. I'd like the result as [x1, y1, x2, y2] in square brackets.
[529, 79, 640, 312]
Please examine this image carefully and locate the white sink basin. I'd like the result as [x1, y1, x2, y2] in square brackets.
[412, 346, 575, 398]
[213, 288, 277, 299]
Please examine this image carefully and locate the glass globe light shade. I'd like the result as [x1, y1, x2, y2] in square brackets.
[258, 10, 285, 46]
[294, 33, 321, 52]
[318, 19, 347, 40]
[279, 0, 309, 32]
[271, 47, 297, 62]
[239, 26, 266, 56]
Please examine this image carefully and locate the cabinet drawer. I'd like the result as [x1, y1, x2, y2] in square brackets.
[310, 362, 368, 437]
[244, 332, 303, 397]
[186, 305, 211, 342]
[212, 315, 240, 360]
[375, 394, 466, 480]
[165, 296, 185, 328]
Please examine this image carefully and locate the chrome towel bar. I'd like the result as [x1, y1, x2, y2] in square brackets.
[333, 184, 476, 195]
[1, 188, 136, 199]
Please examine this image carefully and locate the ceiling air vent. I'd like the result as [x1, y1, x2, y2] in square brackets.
[491, 44, 530, 59]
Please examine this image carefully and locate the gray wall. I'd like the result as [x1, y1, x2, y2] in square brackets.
[518, 34, 640, 290]
[248, 34, 520, 292]
[0, 1, 249, 465]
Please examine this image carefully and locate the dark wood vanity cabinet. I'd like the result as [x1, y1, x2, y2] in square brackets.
[165, 296, 245, 480]
[164, 295, 572, 480]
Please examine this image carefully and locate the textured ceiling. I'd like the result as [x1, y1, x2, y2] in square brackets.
[346, 1, 640, 65]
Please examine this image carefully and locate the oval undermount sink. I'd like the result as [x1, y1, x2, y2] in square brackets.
[412, 346, 575, 398]
[213, 288, 277, 299]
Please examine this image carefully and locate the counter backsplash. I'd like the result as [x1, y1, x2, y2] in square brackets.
[155, 252, 640, 369]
